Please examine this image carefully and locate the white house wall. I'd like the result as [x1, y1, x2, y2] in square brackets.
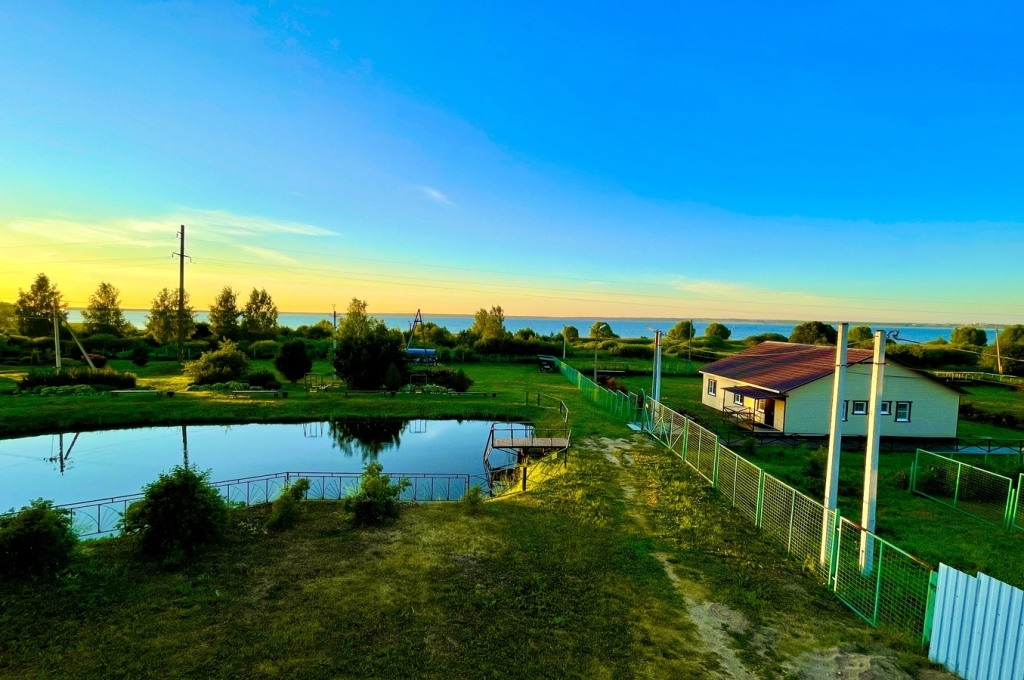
[779, 362, 958, 437]
[703, 362, 959, 437]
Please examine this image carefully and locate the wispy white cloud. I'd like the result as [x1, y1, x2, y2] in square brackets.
[180, 209, 336, 237]
[415, 185, 453, 206]
[241, 245, 299, 265]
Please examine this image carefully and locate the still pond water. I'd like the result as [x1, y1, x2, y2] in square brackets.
[0, 420, 517, 511]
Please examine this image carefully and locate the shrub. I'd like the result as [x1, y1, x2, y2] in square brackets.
[131, 346, 150, 366]
[265, 380, 282, 391]
[790, 321, 837, 345]
[249, 339, 281, 358]
[85, 353, 108, 369]
[611, 344, 654, 359]
[0, 499, 77, 580]
[341, 462, 410, 527]
[19, 367, 137, 390]
[183, 340, 250, 385]
[39, 385, 97, 397]
[705, 322, 731, 340]
[463, 485, 485, 516]
[266, 478, 311, 531]
[384, 362, 404, 391]
[744, 333, 788, 346]
[120, 465, 229, 566]
[274, 339, 313, 382]
[247, 369, 277, 388]
[452, 368, 473, 392]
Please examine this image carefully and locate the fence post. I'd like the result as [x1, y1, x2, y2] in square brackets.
[871, 542, 885, 626]
[1006, 483, 1019, 530]
[786, 489, 797, 554]
[712, 437, 720, 488]
[910, 449, 919, 492]
[755, 470, 765, 529]
[681, 418, 690, 463]
[953, 462, 963, 508]
[922, 570, 938, 646]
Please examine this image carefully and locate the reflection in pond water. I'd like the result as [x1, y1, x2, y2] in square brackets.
[0, 419, 518, 511]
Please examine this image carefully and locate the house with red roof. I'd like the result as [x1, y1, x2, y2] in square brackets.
[699, 342, 962, 437]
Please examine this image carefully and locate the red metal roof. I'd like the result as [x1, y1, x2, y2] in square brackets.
[700, 342, 874, 393]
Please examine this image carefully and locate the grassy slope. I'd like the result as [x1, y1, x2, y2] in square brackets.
[0, 434, 929, 679]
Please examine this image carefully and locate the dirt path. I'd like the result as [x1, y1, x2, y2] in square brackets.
[580, 435, 944, 680]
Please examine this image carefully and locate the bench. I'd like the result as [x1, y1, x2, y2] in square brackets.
[231, 390, 285, 399]
[111, 390, 173, 397]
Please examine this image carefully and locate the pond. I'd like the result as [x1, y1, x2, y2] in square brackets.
[0, 419, 522, 513]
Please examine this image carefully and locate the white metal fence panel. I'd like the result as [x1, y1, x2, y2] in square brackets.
[930, 563, 1024, 680]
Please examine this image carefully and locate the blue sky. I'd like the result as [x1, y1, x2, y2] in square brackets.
[1, 1, 1022, 323]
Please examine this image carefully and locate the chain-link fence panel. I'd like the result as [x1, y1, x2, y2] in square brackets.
[831, 518, 932, 640]
[912, 449, 1013, 527]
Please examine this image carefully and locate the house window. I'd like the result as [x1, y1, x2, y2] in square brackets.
[852, 401, 868, 416]
[733, 393, 744, 406]
[895, 402, 912, 422]
[880, 401, 892, 416]
[708, 379, 717, 396]
[842, 401, 848, 422]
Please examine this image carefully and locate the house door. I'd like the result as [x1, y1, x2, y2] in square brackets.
[762, 399, 776, 428]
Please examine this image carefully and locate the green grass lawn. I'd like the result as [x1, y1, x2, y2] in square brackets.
[0, 434, 931, 678]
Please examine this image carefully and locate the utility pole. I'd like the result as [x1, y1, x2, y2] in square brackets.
[859, 330, 886, 573]
[332, 305, 338, 350]
[173, 225, 187, 363]
[182, 425, 189, 468]
[995, 327, 1004, 375]
[821, 323, 847, 565]
[562, 326, 567, 360]
[52, 300, 62, 370]
[687, 319, 693, 375]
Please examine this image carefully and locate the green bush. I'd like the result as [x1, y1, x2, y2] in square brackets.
[19, 367, 137, 390]
[341, 463, 410, 527]
[247, 369, 277, 388]
[266, 478, 311, 530]
[249, 339, 281, 358]
[384, 363, 404, 391]
[452, 369, 473, 392]
[120, 466, 229, 566]
[611, 344, 654, 359]
[0, 499, 77, 580]
[39, 385, 97, 397]
[184, 340, 250, 385]
[274, 339, 313, 382]
[131, 346, 150, 366]
[409, 367, 474, 392]
[462, 485, 485, 516]
[265, 380, 282, 391]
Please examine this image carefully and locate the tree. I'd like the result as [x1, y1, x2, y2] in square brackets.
[340, 298, 372, 339]
[848, 325, 873, 343]
[951, 326, 987, 346]
[274, 339, 313, 382]
[14, 273, 66, 337]
[514, 327, 536, 341]
[667, 320, 695, 342]
[333, 318, 408, 389]
[208, 287, 240, 341]
[0, 301, 16, 334]
[998, 325, 1024, 347]
[471, 306, 507, 341]
[563, 326, 580, 342]
[240, 288, 278, 340]
[81, 282, 129, 336]
[789, 321, 837, 345]
[704, 322, 731, 340]
[146, 288, 196, 345]
[590, 321, 616, 339]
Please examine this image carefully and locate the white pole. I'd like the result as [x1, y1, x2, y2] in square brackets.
[652, 330, 662, 402]
[52, 301, 62, 370]
[859, 330, 886, 573]
[562, 326, 566, 360]
[821, 323, 847, 565]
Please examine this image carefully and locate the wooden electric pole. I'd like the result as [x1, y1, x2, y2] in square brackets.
[173, 226, 187, 363]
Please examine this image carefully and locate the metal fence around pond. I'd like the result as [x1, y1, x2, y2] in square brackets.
[57, 471, 484, 538]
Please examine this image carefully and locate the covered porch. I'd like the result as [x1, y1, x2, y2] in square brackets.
[722, 386, 786, 432]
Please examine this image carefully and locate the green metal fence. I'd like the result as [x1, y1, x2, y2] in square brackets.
[555, 359, 635, 422]
[634, 394, 936, 643]
[910, 449, 1017, 528]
